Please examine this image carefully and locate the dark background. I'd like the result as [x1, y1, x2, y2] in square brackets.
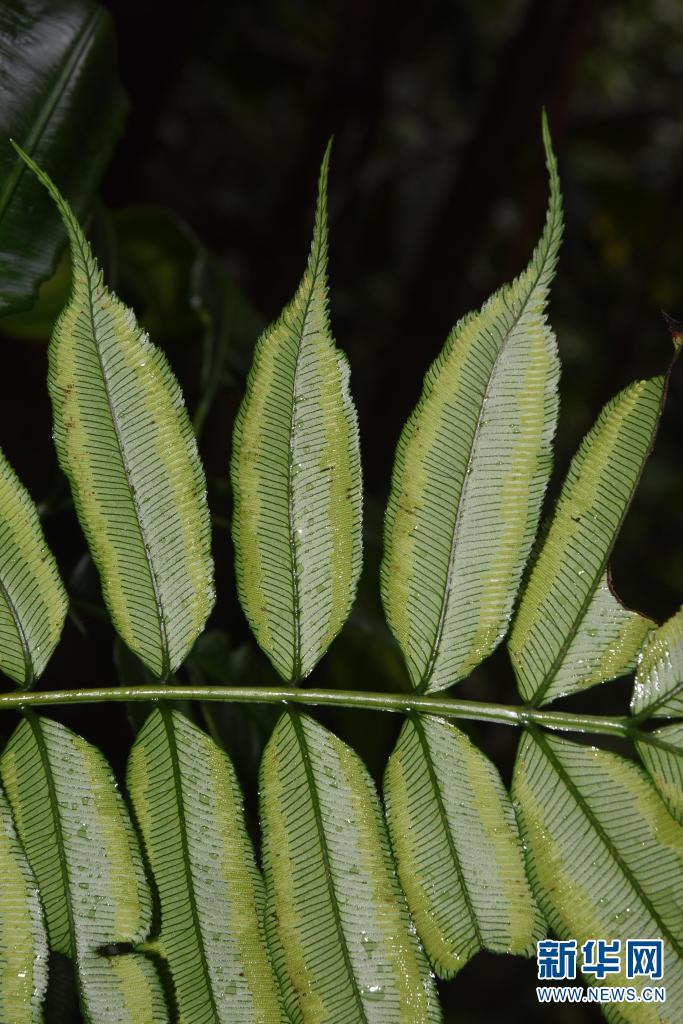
[2, 2, 683, 1021]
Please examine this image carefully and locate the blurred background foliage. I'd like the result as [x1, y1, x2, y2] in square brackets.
[1, 2, 682, 1020]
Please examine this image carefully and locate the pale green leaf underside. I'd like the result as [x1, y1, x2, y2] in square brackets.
[383, 715, 543, 978]
[636, 724, 683, 825]
[632, 607, 683, 718]
[0, 785, 47, 1024]
[0, 445, 67, 687]
[15, 144, 214, 680]
[510, 377, 663, 705]
[260, 711, 441, 1024]
[514, 730, 683, 1023]
[381, 115, 562, 693]
[0, 715, 167, 1024]
[231, 146, 362, 683]
[127, 708, 285, 1024]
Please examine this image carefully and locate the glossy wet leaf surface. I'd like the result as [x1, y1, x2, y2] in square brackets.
[260, 711, 441, 1023]
[0, 715, 167, 1023]
[510, 377, 663, 705]
[381, 116, 562, 693]
[128, 708, 285, 1024]
[384, 715, 543, 978]
[16, 146, 215, 679]
[514, 730, 683, 1022]
[632, 607, 683, 718]
[0, 445, 67, 687]
[231, 146, 362, 683]
[0, 0, 125, 314]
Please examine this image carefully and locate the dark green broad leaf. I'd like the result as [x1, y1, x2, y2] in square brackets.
[0, 0, 126, 314]
[384, 715, 543, 979]
[260, 711, 441, 1023]
[113, 205, 200, 339]
[0, 714, 168, 1023]
[514, 730, 683, 1021]
[0, 247, 72, 341]
[127, 708, 286, 1023]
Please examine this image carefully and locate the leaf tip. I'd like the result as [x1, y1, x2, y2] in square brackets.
[316, 138, 333, 217]
[540, 106, 550, 139]
[309, 139, 332, 274]
[9, 137, 32, 169]
[8, 141, 68, 227]
[540, 109, 559, 185]
[321, 134, 334, 168]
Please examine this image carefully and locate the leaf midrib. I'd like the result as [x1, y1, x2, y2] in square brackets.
[635, 730, 683, 758]
[634, 678, 683, 721]
[288, 710, 369, 1022]
[160, 706, 222, 1024]
[417, 234, 555, 695]
[528, 389, 663, 707]
[285, 240, 325, 683]
[23, 712, 84, 1004]
[0, 569, 34, 686]
[532, 728, 683, 959]
[411, 714, 483, 952]
[79, 251, 170, 679]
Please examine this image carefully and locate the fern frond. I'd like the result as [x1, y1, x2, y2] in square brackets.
[0, 715, 167, 1023]
[632, 606, 683, 718]
[260, 711, 441, 1023]
[230, 144, 363, 683]
[381, 113, 562, 693]
[636, 725, 683, 825]
[0, 445, 67, 687]
[13, 143, 215, 679]
[384, 715, 543, 978]
[127, 708, 286, 1023]
[0, 785, 47, 1023]
[509, 377, 663, 705]
[514, 730, 683, 1020]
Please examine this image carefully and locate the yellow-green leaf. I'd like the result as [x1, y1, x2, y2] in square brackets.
[0, 714, 168, 1024]
[0, 445, 67, 688]
[0, 784, 47, 1024]
[231, 145, 362, 683]
[514, 730, 683, 1022]
[14, 143, 214, 680]
[260, 711, 441, 1023]
[127, 708, 286, 1023]
[510, 378, 663, 705]
[632, 607, 683, 719]
[384, 715, 543, 978]
[381, 114, 562, 693]
[636, 724, 683, 825]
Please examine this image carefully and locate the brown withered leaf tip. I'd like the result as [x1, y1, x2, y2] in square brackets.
[661, 310, 683, 348]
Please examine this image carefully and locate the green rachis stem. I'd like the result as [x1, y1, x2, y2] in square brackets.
[0, 683, 655, 741]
